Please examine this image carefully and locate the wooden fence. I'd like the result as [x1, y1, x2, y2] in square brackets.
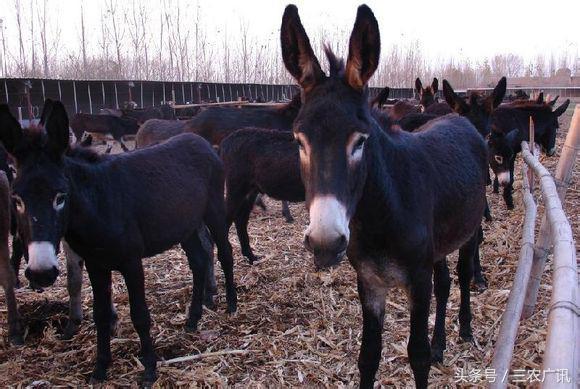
[489, 105, 579, 388]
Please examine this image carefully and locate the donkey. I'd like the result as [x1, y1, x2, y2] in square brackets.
[183, 93, 302, 146]
[281, 5, 487, 388]
[135, 119, 187, 149]
[415, 77, 439, 110]
[369, 86, 390, 108]
[488, 99, 570, 208]
[69, 113, 139, 152]
[0, 100, 237, 386]
[220, 128, 304, 263]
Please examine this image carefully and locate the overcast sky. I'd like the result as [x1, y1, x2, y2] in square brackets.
[0, 0, 578, 65]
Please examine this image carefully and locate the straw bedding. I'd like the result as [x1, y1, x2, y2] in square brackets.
[0, 113, 577, 388]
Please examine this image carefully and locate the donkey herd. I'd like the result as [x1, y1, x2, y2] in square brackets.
[0, 4, 571, 388]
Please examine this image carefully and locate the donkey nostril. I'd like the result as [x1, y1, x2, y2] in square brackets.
[336, 234, 348, 251]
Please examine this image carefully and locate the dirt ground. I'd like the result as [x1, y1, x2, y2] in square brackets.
[0, 108, 578, 388]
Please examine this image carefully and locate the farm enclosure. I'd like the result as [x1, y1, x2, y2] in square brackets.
[0, 108, 577, 387]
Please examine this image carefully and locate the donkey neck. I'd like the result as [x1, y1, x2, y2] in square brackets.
[355, 125, 404, 229]
[63, 156, 125, 249]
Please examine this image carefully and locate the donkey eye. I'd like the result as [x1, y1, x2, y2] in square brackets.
[352, 135, 367, 154]
[494, 155, 504, 164]
[53, 192, 67, 211]
[12, 195, 25, 213]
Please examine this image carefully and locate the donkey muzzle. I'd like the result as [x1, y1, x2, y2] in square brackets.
[497, 171, 511, 187]
[25, 241, 60, 287]
[305, 196, 349, 269]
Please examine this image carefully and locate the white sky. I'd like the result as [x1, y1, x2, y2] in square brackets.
[1, 0, 578, 64]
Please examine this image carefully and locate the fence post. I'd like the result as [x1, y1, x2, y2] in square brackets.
[522, 104, 580, 318]
[490, 163, 537, 389]
[528, 117, 535, 191]
[87, 83, 93, 114]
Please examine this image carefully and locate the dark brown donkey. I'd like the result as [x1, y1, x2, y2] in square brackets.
[415, 77, 439, 110]
[69, 113, 139, 151]
[0, 170, 21, 344]
[220, 128, 304, 263]
[135, 97, 302, 223]
[281, 5, 487, 388]
[184, 93, 301, 145]
[0, 100, 237, 386]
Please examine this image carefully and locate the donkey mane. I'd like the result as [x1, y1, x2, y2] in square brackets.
[66, 145, 108, 164]
[323, 45, 345, 78]
[506, 100, 554, 112]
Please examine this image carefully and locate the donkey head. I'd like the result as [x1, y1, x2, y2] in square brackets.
[542, 99, 570, 156]
[488, 129, 518, 187]
[281, 4, 380, 268]
[443, 77, 506, 137]
[415, 77, 438, 110]
[0, 100, 70, 288]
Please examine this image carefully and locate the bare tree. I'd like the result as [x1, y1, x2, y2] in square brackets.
[14, 0, 27, 74]
[80, 0, 88, 74]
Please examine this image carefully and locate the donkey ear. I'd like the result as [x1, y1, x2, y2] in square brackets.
[488, 77, 507, 109]
[0, 104, 23, 154]
[553, 99, 570, 117]
[345, 5, 380, 91]
[280, 5, 324, 92]
[443, 79, 468, 114]
[548, 95, 559, 108]
[415, 78, 423, 94]
[535, 92, 544, 104]
[39, 99, 55, 126]
[431, 78, 439, 93]
[44, 101, 70, 155]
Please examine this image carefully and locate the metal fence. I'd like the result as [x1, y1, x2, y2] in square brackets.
[0, 77, 419, 120]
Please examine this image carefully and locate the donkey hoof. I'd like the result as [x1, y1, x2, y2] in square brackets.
[9, 334, 24, 346]
[245, 254, 260, 265]
[460, 333, 474, 344]
[227, 301, 237, 314]
[89, 369, 107, 384]
[284, 216, 295, 223]
[14, 279, 22, 289]
[184, 321, 198, 333]
[140, 370, 157, 389]
[431, 348, 444, 364]
[472, 280, 488, 293]
[203, 296, 216, 310]
[62, 322, 79, 340]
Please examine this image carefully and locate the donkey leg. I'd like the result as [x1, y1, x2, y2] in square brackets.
[198, 226, 217, 306]
[356, 271, 387, 388]
[182, 233, 210, 328]
[281, 201, 294, 223]
[0, 244, 23, 345]
[205, 197, 237, 313]
[121, 261, 157, 386]
[10, 235, 24, 289]
[457, 231, 478, 342]
[408, 268, 433, 389]
[254, 193, 267, 211]
[472, 226, 487, 291]
[431, 258, 450, 364]
[85, 262, 113, 383]
[503, 160, 516, 210]
[235, 195, 259, 264]
[493, 176, 499, 193]
[483, 196, 492, 222]
[62, 241, 84, 339]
